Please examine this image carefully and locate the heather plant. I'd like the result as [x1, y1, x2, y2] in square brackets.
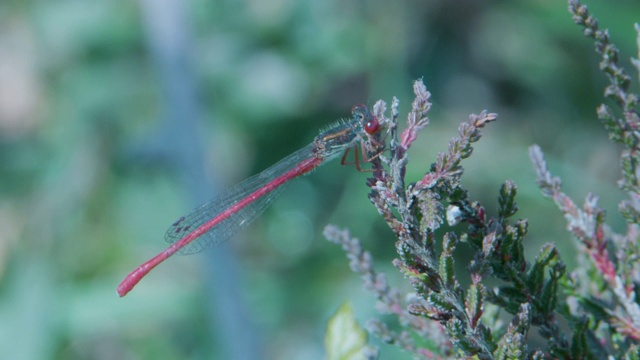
[323, 1, 640, 359]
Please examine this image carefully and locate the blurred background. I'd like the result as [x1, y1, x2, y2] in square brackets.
[0, 0, 638, 359]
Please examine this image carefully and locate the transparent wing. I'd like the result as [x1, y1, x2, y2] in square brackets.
[164, 144, 316, 255]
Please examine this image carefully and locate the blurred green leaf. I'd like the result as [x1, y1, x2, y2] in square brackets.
[325, 302, 368, 360]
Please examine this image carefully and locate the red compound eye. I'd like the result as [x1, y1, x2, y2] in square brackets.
[364, 117, 380, 134]
[352, 104, 380, 135]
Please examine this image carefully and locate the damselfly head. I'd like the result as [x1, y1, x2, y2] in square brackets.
[351, 104, 380, 135]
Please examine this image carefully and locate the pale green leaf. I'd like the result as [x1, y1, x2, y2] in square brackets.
[325, 302, 368, 360]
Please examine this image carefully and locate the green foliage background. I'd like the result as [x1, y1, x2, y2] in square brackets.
[0, 0, 638, 359]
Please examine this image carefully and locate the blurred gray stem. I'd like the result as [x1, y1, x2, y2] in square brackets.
[137, 0, 263, 358]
